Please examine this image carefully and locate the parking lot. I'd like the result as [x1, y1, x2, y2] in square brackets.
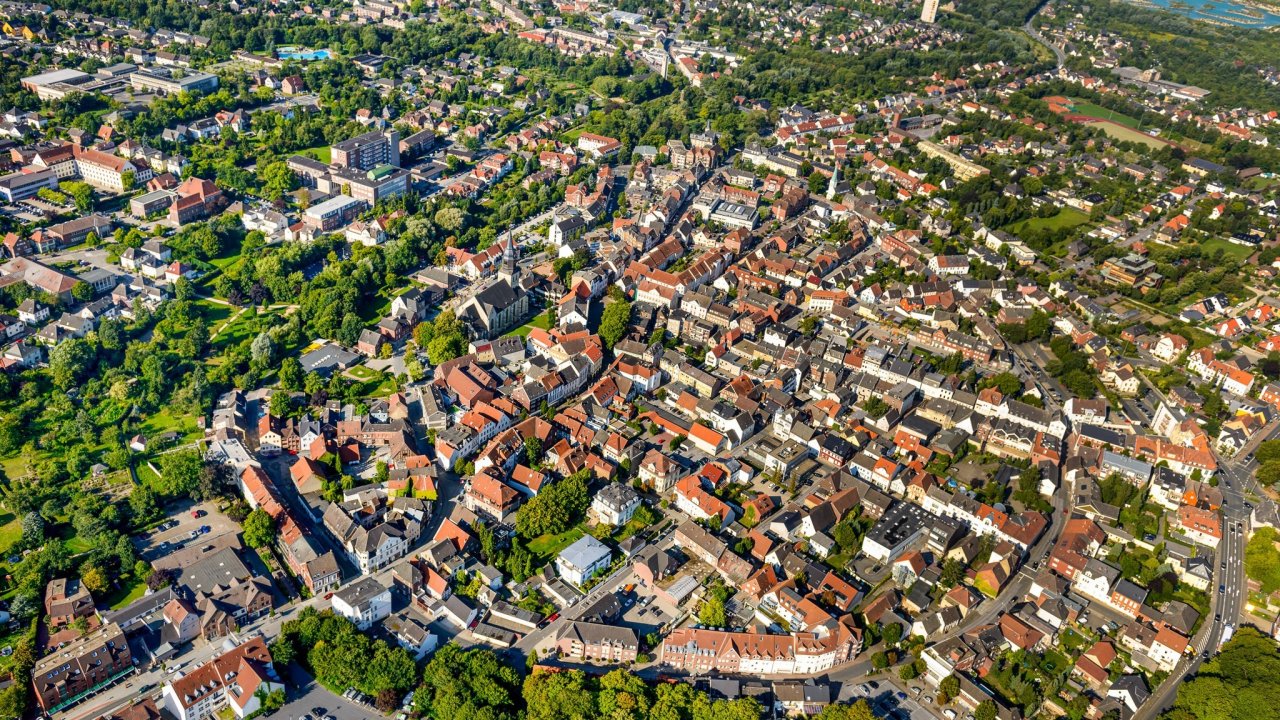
[133, 499, 241, 561]
[843, 681, 945, 720]
[273, 664, 388, 720]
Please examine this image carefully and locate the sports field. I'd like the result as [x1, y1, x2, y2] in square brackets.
[1082, 119, 1171, 149]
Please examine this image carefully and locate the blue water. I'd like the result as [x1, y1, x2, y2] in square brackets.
[277, 47, 332, 61]
[1140, 0, 1280, 27]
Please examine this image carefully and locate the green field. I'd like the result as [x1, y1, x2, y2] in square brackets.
[1201, 236, 1256, 262]
[1069, 99, 1143, 128]
[210, 307, 283, 351]
[1011, 207, 1091, 234]
[141, 408, 202, 442]
[1085, 119, 1169, 149]
[0, 512, 21, 551]
[527, 527, 584, 560]
[506, 310, 554, 338]
[346, 365, 379, 381]
[104, 578, 148, 609]
[297, 145, 332, 164]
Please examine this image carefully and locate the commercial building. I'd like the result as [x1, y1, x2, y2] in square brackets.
[303, 194, 364, 232]
[322, 165, 409, 204]
[33, 622, 133, 713]
[0, 167, 58, 202]
[861, 501, 930, 562]
[555, 621, 640, 663]
[161, 637, 282, 720]
[129, 69, 219, 96]
[331, 576, 393, 630]
[660, 624, 861, 675]
[21, 68, 94, 101]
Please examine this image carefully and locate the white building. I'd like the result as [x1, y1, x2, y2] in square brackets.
[556, 535, 612, 586]
[589, 483, 641, 527]
[162, 638, 282, 720]
[331, 576, 392, 630]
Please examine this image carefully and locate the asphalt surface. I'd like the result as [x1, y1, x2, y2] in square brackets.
[1134, 440, 1267, 720]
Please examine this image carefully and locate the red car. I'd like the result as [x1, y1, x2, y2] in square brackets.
[191, 510, 204, 519]
[324, 592, 334, 600]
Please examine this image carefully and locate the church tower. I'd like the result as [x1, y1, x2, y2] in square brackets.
[498, 229, 517, 283]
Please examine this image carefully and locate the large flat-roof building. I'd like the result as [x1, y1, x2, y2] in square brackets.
[304, 194, 365, 232]
[129, 69, 219, 96]
[0, 167, 58, 202]
[862, 501, 930, 562]
[331, 129, 399, 171]
[21, 68, 94, 101]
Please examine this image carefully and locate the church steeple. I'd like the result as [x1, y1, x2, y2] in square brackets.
[827, 160, 841, 200]
[498, 228, 517, 283]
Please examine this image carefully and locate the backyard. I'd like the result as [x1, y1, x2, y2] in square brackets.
[1011, 207, 1091, 234]
[506, 310, 555, 338]
[527, 526, 585, 561]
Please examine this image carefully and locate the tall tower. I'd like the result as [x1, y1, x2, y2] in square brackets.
[498, 229, 517, 283]
[827, 161, 841, 200]
[921, 0, 939, 24]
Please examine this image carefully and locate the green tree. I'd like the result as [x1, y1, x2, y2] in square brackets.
[882, 622, 902, 647]
[814, 701, 876, 720]
[599, 298, 632, 349]
[279, 356, 303, 391]
[49, 338, 96, 390]
[1256, 439, 1280, 464]
[71, 281, 94, 302]
[242, 508, 276, 549]
[939, 675, 960, 704]
[975, 701, 997, 720]
[416, 643, 522, 720]
[523, 670, 597, 720]
[516, 469, 591, 538]
[155, 450, 205, 499]
[1257, 460, 1280, 487]
[697, 594, 727, 627]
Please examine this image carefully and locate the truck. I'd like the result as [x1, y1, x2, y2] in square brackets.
[1219, 624, 1235, 650]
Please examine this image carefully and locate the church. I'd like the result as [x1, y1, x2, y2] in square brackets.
[457, 233, 538, 339]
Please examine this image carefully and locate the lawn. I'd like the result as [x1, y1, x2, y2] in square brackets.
[136, 462, 162, 491]
[297, 145, 332, 164]
[1200, 236, 1255, 262]
[1011, 207, 1090, 234]
[505, 310, 554, 338]
[210, 307, 283, 352]
[0, 512, 21, 551]
[527, 527, 584, 560]
[104, 578, 148, 609]
[1082, 119, 1171, 149]
[142, 407, 201, 441]
[1069, 99, 1143, 128]
[346, 365, 380, 381]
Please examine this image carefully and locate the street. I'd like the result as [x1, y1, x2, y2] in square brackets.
[1135, 442, 1264, 720]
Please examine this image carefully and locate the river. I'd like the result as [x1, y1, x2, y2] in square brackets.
[1132, 0, 1280, 28]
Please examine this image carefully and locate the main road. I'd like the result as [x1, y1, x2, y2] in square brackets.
[1135, 445, 1264, 720]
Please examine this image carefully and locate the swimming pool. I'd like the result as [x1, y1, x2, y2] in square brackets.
[276, 47, 332, 61]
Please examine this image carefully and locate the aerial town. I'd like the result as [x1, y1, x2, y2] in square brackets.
[1, 0, 1280, 719]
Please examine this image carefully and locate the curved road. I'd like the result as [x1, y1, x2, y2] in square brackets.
[1024, 2, 1066, 68]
